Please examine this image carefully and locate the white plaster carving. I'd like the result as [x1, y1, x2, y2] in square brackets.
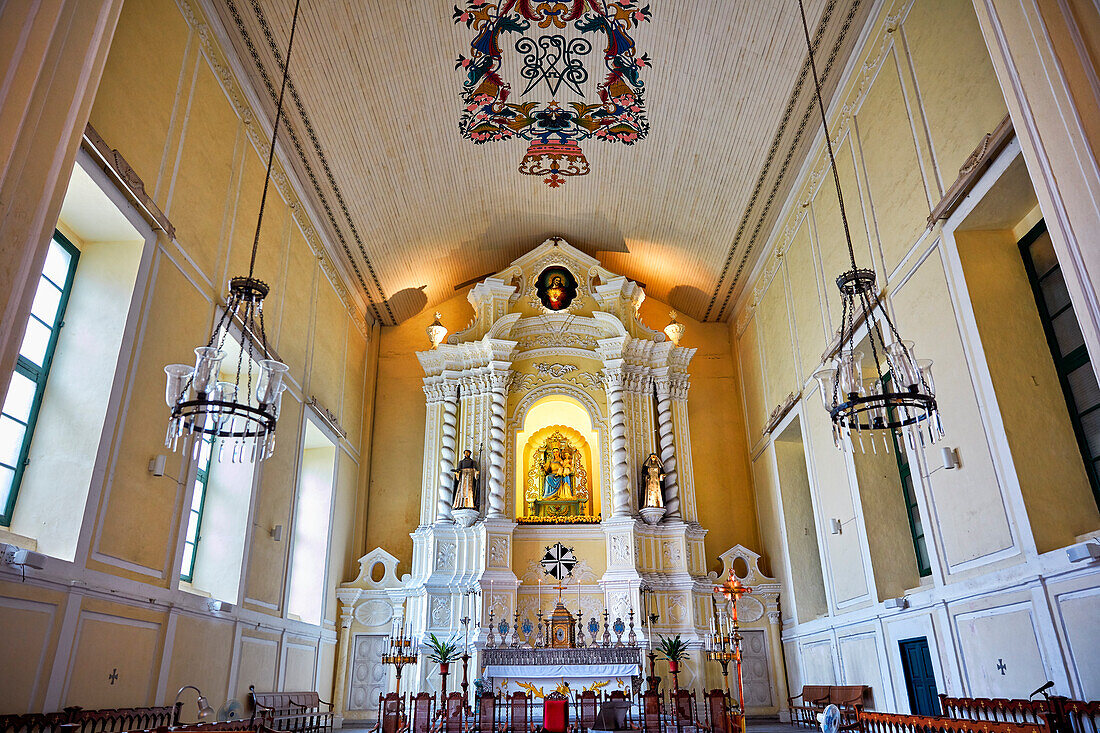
[487, 371, 508, 516]
[354, 599, 394, 627]
[604, 369, 632, 517]
[437, 385, 459, 522]
[436, 541, 456, 571]
[489, 536, 509, 567]
[430, 595, 451, 627]
[655, 380, 681, 518]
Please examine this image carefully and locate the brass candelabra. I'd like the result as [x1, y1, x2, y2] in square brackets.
[711, 570, 753, 733]
[381, 627, 418, 694]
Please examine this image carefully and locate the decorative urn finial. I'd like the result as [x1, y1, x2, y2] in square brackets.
[427, 312, 448, 349]
[664, 310, 685, 346]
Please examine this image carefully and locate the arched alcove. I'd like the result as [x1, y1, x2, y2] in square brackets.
[513, 394, 602, 521]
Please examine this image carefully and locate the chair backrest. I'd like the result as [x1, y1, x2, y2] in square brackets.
[509, 692, 529, 733]
[803, 686, 831, 704]
[378, 693, 404, 733]
[543, 693, 569, 733]
[475, 693, 497, 733]
[641, 692, 663, 733]
[830, 686, 869, 708]
[410, 694, 434, 733]
[672, 690, 696, 723]
[578, 691, 598, 728]
[705, 690, 732, 733]
[443, 694, 464, 733]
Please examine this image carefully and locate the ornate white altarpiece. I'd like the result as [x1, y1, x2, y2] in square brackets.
[335, 239, 784, 719]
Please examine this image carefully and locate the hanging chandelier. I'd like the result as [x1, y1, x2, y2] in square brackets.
[796, 0, 943, 453]
[163, 0, 303, 464]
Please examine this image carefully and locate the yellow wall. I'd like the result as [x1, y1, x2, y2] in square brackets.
[734, 0, 1099, 613]
[0, 0, 374, 714]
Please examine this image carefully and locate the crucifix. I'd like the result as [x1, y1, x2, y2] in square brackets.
[714, 569, 753, 733]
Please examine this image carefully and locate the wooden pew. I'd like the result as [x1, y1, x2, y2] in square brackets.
[855, 710, 1048, 733]
[0, 705, 181, 733]
[248, 687, 332, 733]
[789, 686, 871, 727]
[939, 694, 1100, 733]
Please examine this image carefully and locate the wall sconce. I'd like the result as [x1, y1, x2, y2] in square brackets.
[148, 455, 167, 477]
[270, 525, 282, 542]
[664, 310, 686, 346]
[426, 312, 448, 349]
[941, 446, 959, 470]
[174, 685, 215, 722]
[829, 518, 842, 535]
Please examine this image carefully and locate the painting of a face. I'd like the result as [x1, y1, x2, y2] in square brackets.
[536, 266, 578, 311]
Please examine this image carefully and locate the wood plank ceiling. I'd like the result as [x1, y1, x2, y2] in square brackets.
[211, 0, 874, 326]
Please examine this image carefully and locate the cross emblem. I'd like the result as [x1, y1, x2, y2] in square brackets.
[996, 659, 1006, 675]
[541, 543, 577, 581]
[108, 668, 119, 685]
[714, 569, 753, 623]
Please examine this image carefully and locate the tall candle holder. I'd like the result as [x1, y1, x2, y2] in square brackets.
[381, 624, 418, 694]
[713, 570, 753, 733]
[486, 606, 497, 648]
[602, 610, 611, 647]
[645, 613, 661, 693]
[627, 608, 637, 647]
[512, 610, 521, 647]
[535, 609, 545, 648]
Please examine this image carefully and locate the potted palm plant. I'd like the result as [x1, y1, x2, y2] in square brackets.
[427, 633, 461, 696]
[657, 634, 689, 690]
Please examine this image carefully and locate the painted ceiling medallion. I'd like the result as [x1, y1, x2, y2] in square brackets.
[454, 0, 652, 188]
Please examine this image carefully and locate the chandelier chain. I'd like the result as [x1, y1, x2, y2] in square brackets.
[249, 0, 303, 281]
[797, 0, 859, 274]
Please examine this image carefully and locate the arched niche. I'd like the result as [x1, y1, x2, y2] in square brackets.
[512, 392, 603, 521]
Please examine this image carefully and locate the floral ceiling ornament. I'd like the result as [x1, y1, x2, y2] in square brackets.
[454, 0, 652, 188]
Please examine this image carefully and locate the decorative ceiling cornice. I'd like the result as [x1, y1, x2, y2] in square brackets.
[222, 0, 396, 325]
[704, 0, 865, 323]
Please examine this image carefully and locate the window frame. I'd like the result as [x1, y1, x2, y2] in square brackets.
[883, 371, 932, 577]
[0, 232, 79, 526]
[179, 435, 214, 582]
[1018, 219, 1100, 509]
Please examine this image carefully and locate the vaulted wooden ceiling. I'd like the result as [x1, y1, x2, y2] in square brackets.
[211, 0, 873, 326]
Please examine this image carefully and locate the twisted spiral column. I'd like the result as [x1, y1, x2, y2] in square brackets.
[655, 380, 681, 518]
[487, 372, 508, 517]
[605, 370, 632, 517]
[437, 384, 459, 523]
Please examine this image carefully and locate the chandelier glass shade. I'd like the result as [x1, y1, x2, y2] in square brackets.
[163, 0, 303, 464]
[795, 0, 942, 452]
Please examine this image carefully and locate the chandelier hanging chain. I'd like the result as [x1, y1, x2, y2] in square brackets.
[249, 0, 303, 284]
[800, 0, 942, 450]
[797, 0, 860, 275]
[162, 1, 299, 463]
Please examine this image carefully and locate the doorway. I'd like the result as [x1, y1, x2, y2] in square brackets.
[899, 637, 939, 716]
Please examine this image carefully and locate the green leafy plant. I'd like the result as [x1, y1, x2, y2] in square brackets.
[656, 634, 688, 663]
[427, 633, 461, 664]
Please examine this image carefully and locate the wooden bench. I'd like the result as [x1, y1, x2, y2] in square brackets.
[788, 685, 871, 727]
[248, 688, 332, 733]
[0, 706, 181, 733]
[939, 694, 1100, 733]
[855, 710, 1047, 733]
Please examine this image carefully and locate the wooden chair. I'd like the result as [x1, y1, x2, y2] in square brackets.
[473, 693, 498, 733]
[542, 692, 569, 733]
[640, 691, 664, 733]
[442, 693, 465, 733]
[702, 690, 736, 733]
[575, 691, 598, 733]
[370, 693, 405, 733]
[505, 692, 530, 733]
[606, 691, 633, 729]
[408, 693, 435, 733]
[788, 686, 830, 728]
[671, 689, 698, 732]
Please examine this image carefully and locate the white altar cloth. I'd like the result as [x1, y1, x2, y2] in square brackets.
[485, 663, 639, 678]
